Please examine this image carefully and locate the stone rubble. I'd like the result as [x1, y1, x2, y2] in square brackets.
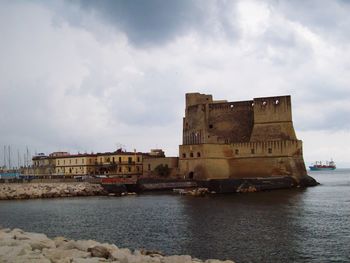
[0, 183, 107, 200]
[0, 228, 235, 263]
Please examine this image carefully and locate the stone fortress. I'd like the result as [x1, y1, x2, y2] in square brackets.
[178, 93, 310, 184]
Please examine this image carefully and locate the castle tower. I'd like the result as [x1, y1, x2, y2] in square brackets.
[179, 93, 308, 181]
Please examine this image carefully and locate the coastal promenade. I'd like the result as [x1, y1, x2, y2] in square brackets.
[0, 182, 107, 200]
[0, 228, 234, 263]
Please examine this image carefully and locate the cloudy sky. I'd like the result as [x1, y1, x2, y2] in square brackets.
[0, 0, 349, 167]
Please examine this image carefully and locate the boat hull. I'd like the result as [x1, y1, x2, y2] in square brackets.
[309, 166, 336, 171]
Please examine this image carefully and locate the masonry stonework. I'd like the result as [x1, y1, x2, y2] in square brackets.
[179, 93, 308, 181]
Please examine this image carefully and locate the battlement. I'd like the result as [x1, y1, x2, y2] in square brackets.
[185, 93, 213, 107]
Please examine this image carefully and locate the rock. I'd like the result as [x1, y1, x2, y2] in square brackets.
[74, 240, 101, 252]
[42, 248, 90, 263]
[17, 232, 55, 250]
[163, 255, 192, 263]
[53, 236, 69, 247]
[88, 245, 110, 259]
[0, 244, 32, 262]
[72, 258, 109, 263]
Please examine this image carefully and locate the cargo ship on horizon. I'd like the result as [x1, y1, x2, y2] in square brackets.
[309, 160, 336, 171]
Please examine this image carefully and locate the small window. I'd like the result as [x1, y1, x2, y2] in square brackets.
[197, 152, 201, 157]
[128, 167, 131, 172]
[112, 157, 115, 163]
[268, 148, 272, 154]
[128, 157, 132, 164]
[182, 153, 186, 158]
[209, 124, 213, 129]
[119, 157, 122, 163]
[137, 166, 140, 172]
[118, 167, 121, 172]
[75, 159, 77, 164]
[190, 152, 194, 157]
[251, 148, 255, 154]
[82, 159, 84, 164]
[235, 149, 239, 155]
[148, 164, 151, 171]
[137, 157, 140, 162]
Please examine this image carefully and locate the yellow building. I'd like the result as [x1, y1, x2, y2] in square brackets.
[55, 154, 97, 177]
[32, 153, 55, 177]
[95, 149, 144, 177]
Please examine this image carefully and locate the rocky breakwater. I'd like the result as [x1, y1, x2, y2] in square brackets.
[0, 228, 235, 263]
[0, 183, 107, 200]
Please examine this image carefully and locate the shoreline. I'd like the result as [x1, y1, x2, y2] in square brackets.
[0, 175, 319, 200]
[0, 182, 107, 200]
[0, 228, 235, 263]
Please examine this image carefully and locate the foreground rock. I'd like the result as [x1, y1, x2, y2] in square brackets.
[0, 183, 107, 200]
[0, 228, 235, 263]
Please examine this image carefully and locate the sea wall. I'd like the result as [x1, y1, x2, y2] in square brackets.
[0, 228, 235, 263]
[0, 183, 107, 200]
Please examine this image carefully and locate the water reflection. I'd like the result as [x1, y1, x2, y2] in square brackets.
[0, 170, 349, 262]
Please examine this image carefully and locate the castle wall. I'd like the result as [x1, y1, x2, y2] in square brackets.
[207, 101, 253, 143]
[179, 140, 307, 180]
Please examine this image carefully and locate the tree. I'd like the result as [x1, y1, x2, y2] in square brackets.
[154, 164, 170, 177]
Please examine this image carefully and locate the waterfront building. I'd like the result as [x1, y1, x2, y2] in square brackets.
[54, 153, 97, 177]
[94, 149, 144, 177]
[179, 93, 308, 180]
[32, 153, 55, 176]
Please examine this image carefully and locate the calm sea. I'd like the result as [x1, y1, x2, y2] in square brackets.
[0, 170, 349, 262]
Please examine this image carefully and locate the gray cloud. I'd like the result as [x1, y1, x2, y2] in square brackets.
[54, 0, 240, 47]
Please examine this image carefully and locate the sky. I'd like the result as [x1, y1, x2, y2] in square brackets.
[0, 0, 349, 167]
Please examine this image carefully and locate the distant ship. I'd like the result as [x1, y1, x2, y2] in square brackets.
[309, 160, 336, 171]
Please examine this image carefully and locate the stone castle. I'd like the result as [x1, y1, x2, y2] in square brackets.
[178, 93, 308, 181]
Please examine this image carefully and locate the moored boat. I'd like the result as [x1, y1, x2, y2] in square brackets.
[309, 160, 336, 171]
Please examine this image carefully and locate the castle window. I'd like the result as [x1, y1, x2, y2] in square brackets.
[235, 149, 239, 155]
[119, 157, 122, 163]
[197, 152, 201, 157]
[148, 164, 151, 171]
[268, 148, 272, 154]
[209, 124, 213, 129]
[58, 160, 60, 165]
[112, 157, 115, 163]
[182, 153, 186, 158]
[190, 152, 194, 157]
[137, 157, 140, 162]
[251, 148, 255, 154]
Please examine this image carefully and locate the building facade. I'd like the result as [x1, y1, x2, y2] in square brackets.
[179, 93, 307, 180]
